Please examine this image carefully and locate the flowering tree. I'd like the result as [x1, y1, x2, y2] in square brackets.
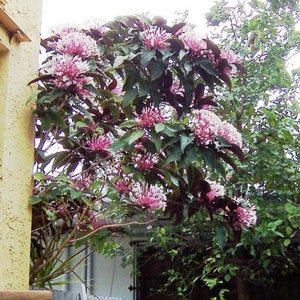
[28, 15, 252, 287]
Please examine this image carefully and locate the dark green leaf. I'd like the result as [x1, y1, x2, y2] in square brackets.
[123, 88, 138, 106]
[42, 110, 67, 130]
[216, 224, 227, 250]
[180, 134, 194, 153]
[140, 49, 155, 67]
[128, 129, 144, 145]
[30, 195, 43, 205]
[119, 120, 138, 129]
[198, 59, 218, 75]
[148, 62, 164, 81]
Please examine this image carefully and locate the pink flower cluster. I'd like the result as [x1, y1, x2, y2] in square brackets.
[218, 49, 243, 76]
[220, 49, 242, 65]
[132, 153, 158, 171]
[111, 76, 124, 96]
[190, 109, 242, 147]
[85, 134, 111, 152]
[41, 54, 95, 99]
[71, 174, 94, 191]
[141, 26, 172, 50]
[170, 80, 184, 96]
[88, 210, 113, 230]
[49, 27, 99, 58]
[113, 174, 133, 194]
[135, 106, 166, 128]
[190, 109, 222, 145]
[218, 121, 243, 148]
[205, 180, 225, 202]
[178, 27, 218, 61]
[180, 30, 207, 54]
[45, 54, 90, 86]
[55, 31, 99, 58]
[232, 197, 257, 229]
[40, 27, 101, 99]
[130, 183, 167, 210]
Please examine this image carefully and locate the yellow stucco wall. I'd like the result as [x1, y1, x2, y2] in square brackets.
[0, 0, 42, 290]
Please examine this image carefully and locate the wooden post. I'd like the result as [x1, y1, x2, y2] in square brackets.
[0, 0, 43, 293]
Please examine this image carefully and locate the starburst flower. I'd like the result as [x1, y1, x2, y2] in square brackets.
[135, 105, 166, 128]
[190, 109, 222, 145]
[42, 54, 94, 95]
[80, 122, 98, 132]
[159, 103, 177, 122]
[232, 197, 257, 229]
[88, 210, 113, 230]
[71, 174, 94, 191]
[85, 134, 111, 152]
[113, 174, 134, 194]
[179, 28, 207, 53]
[205, 180, 225, 202]
[110, 76, 124, 96]
[141, 26, 172, 50]
[170, 80, 184, 96]
[53, 25, 80, 37]
[220, 49, 242, 65]
[218, 49, 242, 76]
[130, 183, 166, 210]
[55, 30, 99, 58]
[132, 153, 158, 171]
[218, 121, 243, 148]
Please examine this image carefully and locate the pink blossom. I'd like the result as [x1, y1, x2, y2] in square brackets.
[135, 106, 166, 128]
[190, 109, 222, 145]
[54, 26, 80, 37]
[170, 80, 184, 96]
[75, 87, 96, 100]
[55, 31, 98, 58]
[206, 180, 225, 202]
[111, 76, 124, 96]
[89, 210, 112, 230]
[233, 197, 257, 229]
[130, 183, 166, 210]
[141, 26, 172, 50]
[220, 49, 242, 65]
[84, 19, 109, 34]
[43, 54, 93, 93]
[46, 26, 79, 49]
[159, 104, 177, 122]
[71, 174, 94, 191]
[85, 134, 111, 152]
[114, 174, 133, 194]
[218, 121, 243, 148]
[132, 153, 158, 171]
[182, 37, 207, 53]
[80, 122, 98, 132]
[179, 29, 207, 53]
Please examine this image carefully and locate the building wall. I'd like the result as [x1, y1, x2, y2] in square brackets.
[0, 0, 42, 290]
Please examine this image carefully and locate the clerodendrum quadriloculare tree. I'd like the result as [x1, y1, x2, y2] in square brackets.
[141, 0, 300, 299]
[29, 14, 253, 288]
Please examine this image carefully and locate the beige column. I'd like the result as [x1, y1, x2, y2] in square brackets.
[0, 0, 44, 292]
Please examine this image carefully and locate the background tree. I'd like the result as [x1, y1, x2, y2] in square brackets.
[140, 0, 300, 299]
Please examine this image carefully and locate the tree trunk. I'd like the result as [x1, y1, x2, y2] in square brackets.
[236, 270, 251, 300]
